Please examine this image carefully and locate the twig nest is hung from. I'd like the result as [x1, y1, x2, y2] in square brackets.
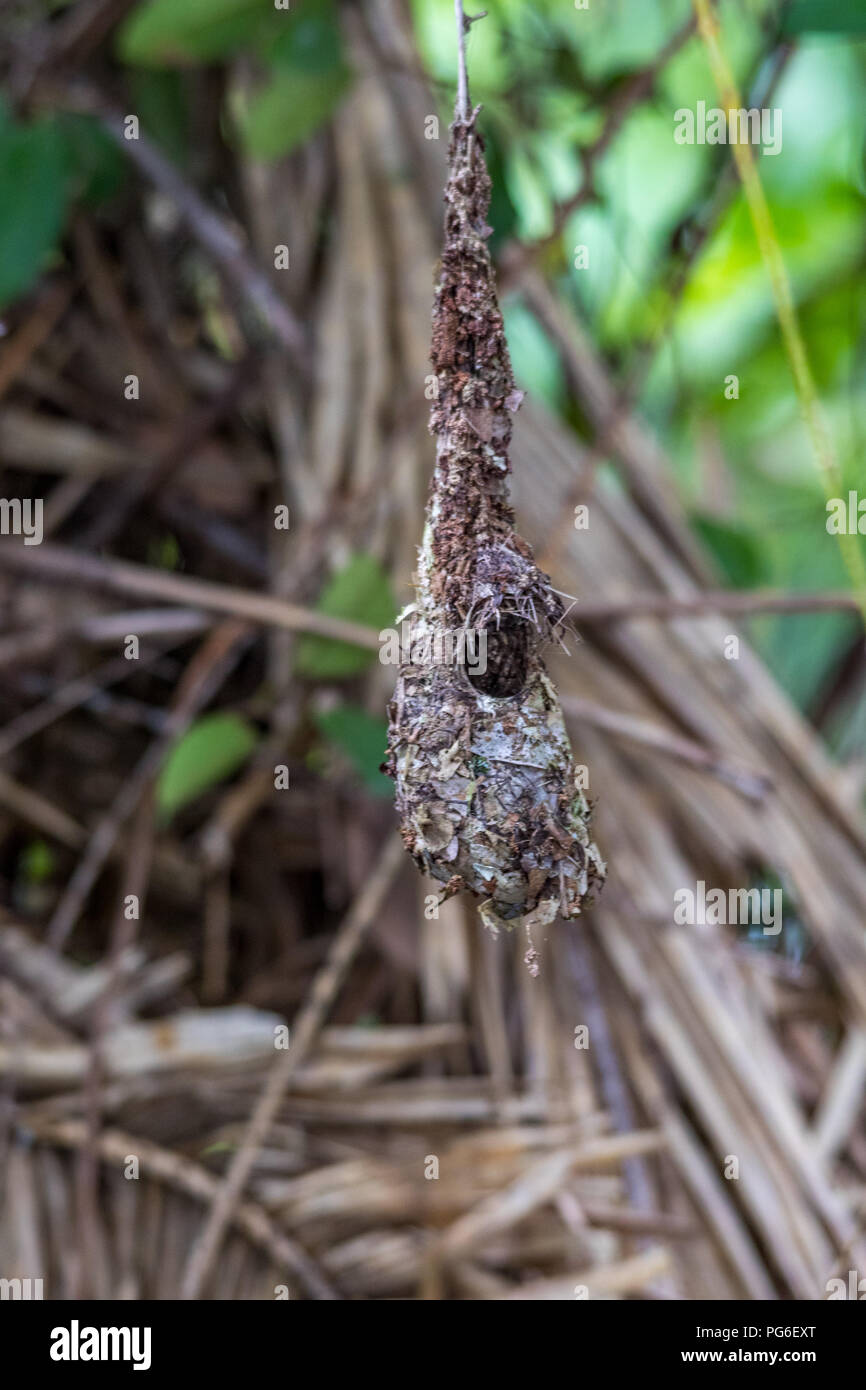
[384, 102, 605, 972]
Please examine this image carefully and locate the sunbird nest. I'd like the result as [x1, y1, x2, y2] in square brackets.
[384, 108, 605, 970]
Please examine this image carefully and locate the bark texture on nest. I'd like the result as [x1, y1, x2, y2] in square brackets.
[385, 108, 606, 957]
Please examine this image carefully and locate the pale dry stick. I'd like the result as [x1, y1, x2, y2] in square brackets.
[3, 541, 862, 639]
[0, 1022, 469, 1090]
[450, 1262, 511, 1299]
[560, 694, 771, 801]
[9, 1146, 47, 1292]
[26, 1117, 336, 1300]
[0, 625, 62, 671]
[76, 800, 150, 1295]
[464, 903, 513, 1100]
[321, 1023, 468, 1057]
[0, 927, 186, 1035]
[0, 406, 140, 474]
[76, 608, 211, 643]
[562, 930, 660, 1237]
[613, 963, 780, 1300]
[670, 904, 866, 1263]
[0, 622, 203, 731]
[0, 541, 381, 649]
[576, 589, 866, 623]
[578, 1201, 696, 1238]
[179, 833, 406, 1300]
[46, 620, 249, 951]
[502, 1245, 672, 1300]
[811, 1028, 866, 1164]
[822, 1203, 866, 1293]
[454, 0, 469, 120]
[77, 791, 158, 1296]
[200, 1083, 544, 1127]
[41, 475, 98, 536]
[609, 909, 827, 1296]
[0, 771, 84, 849]
[430, 1132, 665, 1265]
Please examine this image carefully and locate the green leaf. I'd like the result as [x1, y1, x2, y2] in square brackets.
[295, 553, 394, 680]
[19, 839, 56, 886]
[782, 0, 866, 33]
[234, 0, 350, 159]
[235, 62, 350, 160]
[57, 113, 126, 206]
[126, 70, 190, 166]
[118, 0, 271, 66]
[199, 1138, 236, 1157]
[692, 516, 764, 589]
[266, 0, 343, 72]
[313, 706, 391, 797]
[0, 102, 70, 309]
[157, 712, 259, 822]
[147, 532, 181, 571]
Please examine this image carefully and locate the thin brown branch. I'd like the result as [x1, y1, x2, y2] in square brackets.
[1, 541, 860, 646]
[574, 589, 866, 624]
[179, 833, 406, 1300]
[561, 696, 771, 801]
[46, 620, 250, 952]
[26, 1117, 336, 1300]
[0, 542, 382, 650]
[0, 639, 193, 758]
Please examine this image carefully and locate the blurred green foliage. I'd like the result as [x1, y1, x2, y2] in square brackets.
[313, 705, 393, 797]
[157, 712, 260, 821]
[18, 839, 56, 887]
[783, 0, 866, 35]
[0, 1, 352, 312]
[0, 101, 67, 306]
[413, 0, 866, 728]
[0, 98, 123, 307]
[296, 553, 396, 680]
[118, 0, 351, 159]
[119, 0, 279, 64]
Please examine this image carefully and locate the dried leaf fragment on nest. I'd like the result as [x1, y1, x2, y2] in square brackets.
[384, 101, 605, 954]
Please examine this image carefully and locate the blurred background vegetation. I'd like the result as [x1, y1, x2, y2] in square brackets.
[3, 0, 865, 768]
[2, 0, 866, 1303]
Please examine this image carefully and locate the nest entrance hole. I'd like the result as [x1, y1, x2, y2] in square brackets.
[466, 614, 530, 699]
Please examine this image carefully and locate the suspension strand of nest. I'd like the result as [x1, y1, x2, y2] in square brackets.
[384, 33, 605, 974]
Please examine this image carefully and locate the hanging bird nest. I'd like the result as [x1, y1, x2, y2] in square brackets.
[385, 106, 605, 956]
